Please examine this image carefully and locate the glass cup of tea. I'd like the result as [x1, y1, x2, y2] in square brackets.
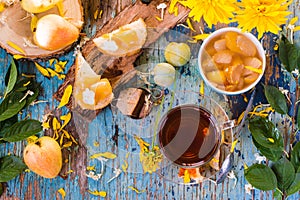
[158, 104, 221, 167]
[157, 92, 234, 169]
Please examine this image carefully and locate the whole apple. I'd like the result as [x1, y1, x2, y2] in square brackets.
[23, 136, 62, 178]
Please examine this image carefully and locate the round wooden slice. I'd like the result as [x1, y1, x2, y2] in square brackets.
[0, 0, 83, 59]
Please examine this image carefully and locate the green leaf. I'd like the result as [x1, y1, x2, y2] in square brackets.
[264, 85, 288, 114]
[252, 137, 282, 161]
[291, 142, 300, 170]
[271, 157, 295, 191]
[0, 155, 26, 182]
[0, 100, 26, 122]
[287, 166, 300, 196]
[245, 164, 277, 191]
[278, 35, 298, 72]
[249, 116, 284, 149]
[0, 115, 18, 144]
[3, 119, 42, 142]
[3, 59, 17, 98]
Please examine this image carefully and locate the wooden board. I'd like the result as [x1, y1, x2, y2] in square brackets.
[53, 1, 190, 118]
[0, 0, 83, 58]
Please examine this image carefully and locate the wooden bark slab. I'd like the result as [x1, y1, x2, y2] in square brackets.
[54, 0, 190, 118]
[0, 0, 83, 58]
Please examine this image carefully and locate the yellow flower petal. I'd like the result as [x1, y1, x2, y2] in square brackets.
[52, 117, 61, 131]
[60, 112, 72, 130]
[193, 34, 210, 40]
[34, 62, 50, 78]
[289, 16, 298, 25]
[128, 186, 146, 193]
[7, 41, 25, 54]
[58, 85, 73, 108]
[186, 18, 196, 32]
[90, 152, 117, 159]
[86, 165, 96, 171]
[88, 190, 106, 197]
[58, 188, 66, 199]
[13, 54, 25, 60]
[183, 169, 190, 183]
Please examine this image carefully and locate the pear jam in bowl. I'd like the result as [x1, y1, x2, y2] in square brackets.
[198, 27, 266, 95]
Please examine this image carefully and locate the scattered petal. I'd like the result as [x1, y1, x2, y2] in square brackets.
[13, 54, 25, 59]
[155, 16, 163, 21]
[90, 152, 117, 159]
[87, 165, 96, 171]
[88, 190, 107, 197]
[183, 169, 191, 183]
[60, 112, 72, 130]
[128, 186, 146, 194]
[52, 117, 61, 131]
[62, 141, 72, 148]
[34, 62, 50, 78]
[186, 18, 196, 32]
[193, 34, 210, 41]
[58, 188, 66, 199]
[58, 85, 72, 108]
[7, 40, 25, 54]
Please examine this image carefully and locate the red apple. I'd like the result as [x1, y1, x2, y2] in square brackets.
[23, 136, 62, 178]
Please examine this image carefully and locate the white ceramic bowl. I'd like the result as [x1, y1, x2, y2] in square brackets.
[198, 27, 266, 95]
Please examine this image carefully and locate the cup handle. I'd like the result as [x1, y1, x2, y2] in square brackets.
[222, 120, 236, 130]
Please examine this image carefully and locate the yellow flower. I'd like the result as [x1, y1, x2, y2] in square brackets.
[236, 0, 292, 39]
[178, 0, 237, 28]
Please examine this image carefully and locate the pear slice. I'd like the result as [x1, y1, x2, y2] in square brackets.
[73, 53, 114, 110]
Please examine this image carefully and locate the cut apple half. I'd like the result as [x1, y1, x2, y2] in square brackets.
[93, 18, 147, 57]
[73, 53, 114, 110]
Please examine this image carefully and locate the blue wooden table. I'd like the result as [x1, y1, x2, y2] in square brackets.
[1, 0, 300, 199]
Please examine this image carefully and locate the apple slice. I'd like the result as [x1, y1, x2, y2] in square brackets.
[34, 14, 80, 51]
[23, 136, 62, 178]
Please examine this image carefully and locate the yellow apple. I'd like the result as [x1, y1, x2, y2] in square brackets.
[23, 136, 62, 178]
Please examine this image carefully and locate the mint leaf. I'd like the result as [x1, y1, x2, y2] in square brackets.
[3, 119, 42, 142]
[279, 35, 298, 72]
[271, 157, 295, 191]
[287, 166, 300, 196]
[0, 101, 26, 122]
[3, 59, 17, 98]
[245, 164, 277, 191]
[252, 137, 282, 161]
[264, 85, 288, 115]
[0, 156, 26, 182]
[249, 116, 284, 149]
[291, 142, 300, 170]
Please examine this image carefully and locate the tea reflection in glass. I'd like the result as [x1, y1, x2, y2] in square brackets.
[158, 105, 220, 167]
